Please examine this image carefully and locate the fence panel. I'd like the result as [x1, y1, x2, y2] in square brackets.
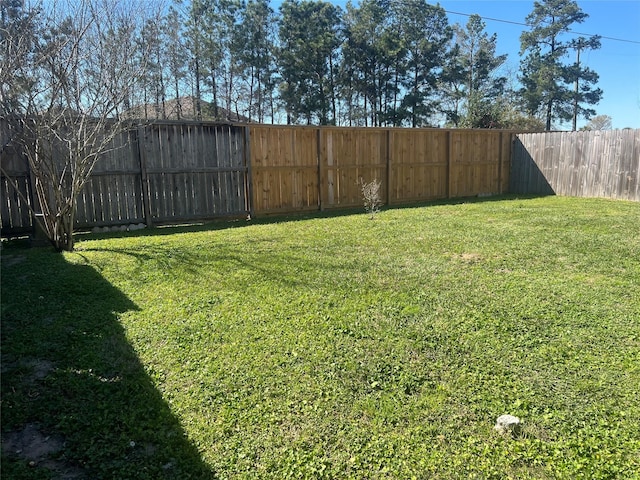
[1, 120, 33, 234]
[511, 129, 640, 201]
[1, 121, 249, 237]
[388, 129, 448, 204]
[75, 129, 145, 227]
[320, 128, 387, 209]
[143, 123, 248, 222]
[250, 126, 319, 214]
[1, 156, 32, 234]
[449, 130, 505, 198]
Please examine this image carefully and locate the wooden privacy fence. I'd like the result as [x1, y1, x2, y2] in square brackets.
[6, 122, 638, 238]
[2, 122, 513, 236]
[250, 126, 512, 213]
[511, 129, 640, 201]
[2, 121, 249, 235]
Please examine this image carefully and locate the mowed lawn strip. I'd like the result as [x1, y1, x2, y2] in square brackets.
[2, 196, 639, 479]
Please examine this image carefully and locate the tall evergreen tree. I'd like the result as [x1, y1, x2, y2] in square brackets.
[450, 14, 507, 128]
[162, 6, 189, 119]
[341, 0, 389, 126]
[233, 0, 277, 123]
[395, 0, 452, 127]
[139, 15, 167, 118]
[185, 0, 207, 119]
[565, 36, 602, 131]
[0, 0, 40, 117]
[203, 0, 240, 120]
[278, 0, 342, 125]
[520, 0, 601, 130]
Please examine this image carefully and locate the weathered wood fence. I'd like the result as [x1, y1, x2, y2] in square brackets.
[77, 123, 248, 227]
[1, 122, 249, 235]
[511, 129, 640, 201]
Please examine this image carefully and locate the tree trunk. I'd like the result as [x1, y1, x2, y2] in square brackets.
[572, 45, 581, 131]
[195, 57, 202, 120]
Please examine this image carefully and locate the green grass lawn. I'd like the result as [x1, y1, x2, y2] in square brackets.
[2, 195, 639, 479]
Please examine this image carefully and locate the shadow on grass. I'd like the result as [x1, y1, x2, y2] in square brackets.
[70, 193, 552, 243]
[64, 193, 553, 292]
[1, 249, 214, 479]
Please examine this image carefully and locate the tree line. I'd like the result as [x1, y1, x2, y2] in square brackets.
[2, 0, 603, 130]
[144, 0, 602, 130]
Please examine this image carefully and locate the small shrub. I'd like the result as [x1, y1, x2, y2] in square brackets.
[359, 178, 382, 219]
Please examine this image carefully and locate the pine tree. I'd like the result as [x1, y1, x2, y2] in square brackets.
[453, 14, 507, 128]
[277, 0, 342, 125]
[233, 0, 277, 123]
[565, 36, 602, 131]
[0, 0, 40, 117]
[396, 0, 452, 127]
[162, 7, 189, 119]
[520, 0, 601, 130]
[341, 0, 394, 126]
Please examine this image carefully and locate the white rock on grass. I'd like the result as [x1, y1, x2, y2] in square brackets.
[494, 414, 521, 435]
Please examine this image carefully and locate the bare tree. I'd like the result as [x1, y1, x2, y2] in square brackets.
[581, 114, 612, 131]
[1, 0, 157, 251]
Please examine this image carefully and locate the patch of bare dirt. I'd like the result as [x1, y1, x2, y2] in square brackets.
[28, 358, 55, 381]
[2, 423, 64, 462]
[2, 357, 88, 479]
[1, 357, 54, 381]
[2, 424, 86, 479]
[451, 252, 483, 263]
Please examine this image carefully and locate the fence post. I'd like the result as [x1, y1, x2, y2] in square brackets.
[244, 125, 254, 218]
[498, 131, 503, 194]
[136, 126, 153, 227]
[385, 129, 391, 206]
[446, 130, 453, 198]
[509, 133, 517, 194]
[317, 128, 323, 211]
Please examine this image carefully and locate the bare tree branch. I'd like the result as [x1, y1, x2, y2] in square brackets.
[1, 0, 160, 250]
